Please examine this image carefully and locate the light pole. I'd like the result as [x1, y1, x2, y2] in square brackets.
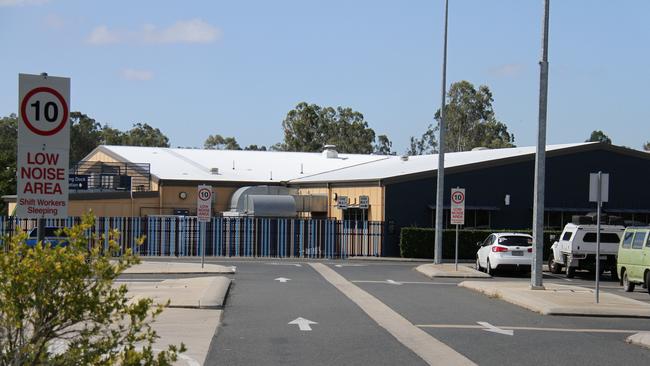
[531, 0, 550, 289]
[434, 0, 449, 264]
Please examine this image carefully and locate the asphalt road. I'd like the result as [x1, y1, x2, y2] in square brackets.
[129, 258, 650, 365]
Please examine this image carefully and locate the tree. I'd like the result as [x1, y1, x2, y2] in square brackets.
[101, 126, 126, 145]
[433, 81, 515, 152]
[204, 134, 241, 150]
[644, 142, 650, 151]
[373, 135, 393, 155]
[244, 144, 267, 151]
[586, 130, 612, 144]
[281, 102, 376, 154]
[122, 123, 170, 147]
[406, 124, 438, 155]
[0, 215, 185, 365]
[0, 114, 17, 214]
[70, 112, 103, 164]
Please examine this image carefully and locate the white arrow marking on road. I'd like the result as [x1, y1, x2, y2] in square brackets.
[275, 277, 291, 283]
[386, 279, 402, 285]
[288, 317, 318, 331]
[477, 321, 514, 336]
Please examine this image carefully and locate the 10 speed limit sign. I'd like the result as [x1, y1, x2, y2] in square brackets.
[16, 73, 70, 219]
[450, 188, 465, 225]
[197, 185, 213, 222]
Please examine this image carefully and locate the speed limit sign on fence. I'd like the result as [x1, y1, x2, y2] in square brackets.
[197, 185, 213, 222]
[16, 73, 70, 219]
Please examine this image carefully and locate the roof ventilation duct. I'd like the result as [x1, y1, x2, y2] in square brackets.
[322, 145, 338, 159]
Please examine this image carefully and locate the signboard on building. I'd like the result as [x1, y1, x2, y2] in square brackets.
[16, 73, 70, 218]
[69, 174, 89, 190]
[359, 195, 369, 209]
[337, 195, 349, 209]
[450, 188, 465, 226]
[197, 185, 212, 222]
[589, 173, 609, 203]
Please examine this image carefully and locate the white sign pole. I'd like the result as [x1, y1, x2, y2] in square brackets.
[450, 188, 465, 271]
[197, 185, 213, 269]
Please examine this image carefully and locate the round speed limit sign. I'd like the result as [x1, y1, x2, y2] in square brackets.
[198, 187, 212, 201]
[20, 86, 69, 136]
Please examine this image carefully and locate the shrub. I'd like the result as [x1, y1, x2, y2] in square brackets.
[0, 214, 186, 365]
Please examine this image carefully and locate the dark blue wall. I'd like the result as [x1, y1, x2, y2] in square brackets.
[383, 148, 650, 257]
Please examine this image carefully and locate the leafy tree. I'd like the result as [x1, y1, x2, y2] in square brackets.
[70, 112, 103, 164]
[644, 142, 650, 151]
[122, 123, 170, 147]
[281, 102, 376, 154]
[268, 142, 287, 152]
[0, 214, 185, 365]
[244, 144, 267, 151]
[101, 126, 126, 145]
[433, 81, 515, 152]
[373, 134, 393, 155]
[406, 124, 438, 155]
[586, 130, 612, 144]
[0, 114, 17, 214]
[204, 134, 241, 150]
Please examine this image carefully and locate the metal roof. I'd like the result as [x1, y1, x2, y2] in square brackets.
[88, 142, 598, 184]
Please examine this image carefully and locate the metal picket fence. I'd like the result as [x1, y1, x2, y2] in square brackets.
[0, 216, 384, 258]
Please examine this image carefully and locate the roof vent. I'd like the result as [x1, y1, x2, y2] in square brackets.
[400, 155, 409, 161]
[322, 145, 338, 159]
[210, 167, 219, 175]
[471, 147, 489, 151]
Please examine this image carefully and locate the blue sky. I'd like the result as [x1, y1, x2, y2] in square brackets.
[1, 0, 649, 153]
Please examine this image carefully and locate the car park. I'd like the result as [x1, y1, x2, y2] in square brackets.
[617, 227, 650, 294]
[475, 233, 533, 275]
[25, 227, 69, 248]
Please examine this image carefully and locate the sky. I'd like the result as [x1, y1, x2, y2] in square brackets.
[1, 0, 649, 154]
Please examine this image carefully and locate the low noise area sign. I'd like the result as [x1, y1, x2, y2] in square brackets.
[16, 73, 70, 218]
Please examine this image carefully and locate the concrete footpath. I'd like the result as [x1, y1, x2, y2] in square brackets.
[416, 263, 491, 278]
[459, 281, 650, 318]
[123, 261, 235, 274]
[123, 276, 231, 309]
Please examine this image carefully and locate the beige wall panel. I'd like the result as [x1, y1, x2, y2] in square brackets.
[297, 186, 384, 221]
[84, 151, 119, 163]
[68, 197, 160, 217]
[161, 185, 238, 214]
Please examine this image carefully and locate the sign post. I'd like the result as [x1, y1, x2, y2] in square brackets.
[589, 172, 609, 304]
[197, 185, 213, 268]
[450, 188, 465, 271]
[17, 73, 70, 242]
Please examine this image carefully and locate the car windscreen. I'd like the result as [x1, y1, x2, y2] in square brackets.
[582, 233, 620, 243]
[496, 236, 532, 247]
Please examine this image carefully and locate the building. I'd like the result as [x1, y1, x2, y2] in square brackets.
[5, 142, 650, 256]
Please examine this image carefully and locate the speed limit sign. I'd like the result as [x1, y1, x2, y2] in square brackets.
[450, 188, 465, 225]
[197, 185, 213, 222]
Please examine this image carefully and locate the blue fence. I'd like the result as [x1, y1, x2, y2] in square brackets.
[0, 216, 384, 258]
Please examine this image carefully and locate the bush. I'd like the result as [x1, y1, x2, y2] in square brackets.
[0, 214, 185, 365]
[400, 227, 561, 260]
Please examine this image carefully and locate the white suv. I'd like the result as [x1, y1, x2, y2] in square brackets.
[476, 233, 533, 275]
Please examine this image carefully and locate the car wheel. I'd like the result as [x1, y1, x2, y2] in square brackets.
[565, 263, 575, 279]
[548, 253, 562, 274]
[486, 259, 494, 276]
[475, 257, 482, 272]
[623, 270, 635, 292]
[645, 272, 650, 295]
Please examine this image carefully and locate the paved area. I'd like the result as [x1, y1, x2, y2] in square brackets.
[123, 276, 231, 309]
[416, 263, 490, 278]
[628, 332, 650, 350]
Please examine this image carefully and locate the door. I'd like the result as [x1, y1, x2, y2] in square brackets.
[629, 230, 647, 282]
[478, 235, 494, 267]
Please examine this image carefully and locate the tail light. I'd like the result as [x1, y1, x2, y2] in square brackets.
[491, 246, 508, 253]
[527, 248, 533, 253]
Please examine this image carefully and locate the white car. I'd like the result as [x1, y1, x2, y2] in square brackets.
[476, 233, 533, 275]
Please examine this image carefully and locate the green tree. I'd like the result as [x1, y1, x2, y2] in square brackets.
[244, 144, 267, 151]
[0, 114, 17, 214]
[204, 134, 241, 150]
[586, 130, 612, 144]
[281, 102, 376, 154]
[101, 126, 127, 145]
[406, 124, 438, 155]
[0, 215, 185, 365]
[70, 112, 103, 164]
[123, 123, 170, 147]
[373, 134, 393, 155]
[433, 81, 515, 152]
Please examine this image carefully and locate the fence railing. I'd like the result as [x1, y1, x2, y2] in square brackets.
[0, 216, 384, 258]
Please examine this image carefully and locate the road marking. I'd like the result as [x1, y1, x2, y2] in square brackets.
[417, 324, 647, 334]
[288, 317, 317, 331]
[334, 264, 367, 267]
[477, 321, 513, 336]
[267, 262, 302, 267]
[275, 277, 291, 283]
[352, 280, 456, 286]
[309, 263, 476, 366]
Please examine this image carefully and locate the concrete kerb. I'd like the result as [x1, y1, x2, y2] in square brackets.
[415, 263, 491, 279]
[627, 332, 650, 350]
[122, 261, 236, 275]
[460, 281, 650, 318]
[124, 276, 232, 309]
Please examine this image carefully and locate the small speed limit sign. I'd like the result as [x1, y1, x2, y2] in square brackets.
[450, 188, 465, 225]
[197, 185, 213, 222]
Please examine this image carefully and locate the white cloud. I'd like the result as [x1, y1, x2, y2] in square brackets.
[86, 19, 221, 46]
[488, 63, 525, 78]
[87, 25, 120, 45]
[0, 0, 49, 6]
[120, 68, 154, 81]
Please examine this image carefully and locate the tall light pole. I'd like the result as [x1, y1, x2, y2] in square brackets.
[531, 0, 550, 289]
[434, 0, 449, 264]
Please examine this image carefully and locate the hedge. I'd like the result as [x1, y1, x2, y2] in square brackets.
[399, 227, 562, 260]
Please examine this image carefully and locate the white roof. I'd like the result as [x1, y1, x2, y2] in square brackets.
[91, 143, 594, 184]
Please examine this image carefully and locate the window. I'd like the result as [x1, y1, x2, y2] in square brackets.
[622, 231, 634, 248]
[343, 208, 367, 221]
[646, 231, 650, 248]
[496, 236, 533, 247]
[482, 235, 494, 246]
[582, 233, 621, 243]
[561, 231, 573, 241]
[632, 231, 647, 249]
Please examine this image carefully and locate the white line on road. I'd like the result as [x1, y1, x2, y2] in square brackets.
[477, 321, 513, 336]
[288, 317, 317, 331]
[267, 262, 302, 267]
[275, 277, 291, 283]
[417, 324, 647, 334]
[352, 280, 456, 286]
[334, 264, 368, 267]
[310, 263, 476, 366]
